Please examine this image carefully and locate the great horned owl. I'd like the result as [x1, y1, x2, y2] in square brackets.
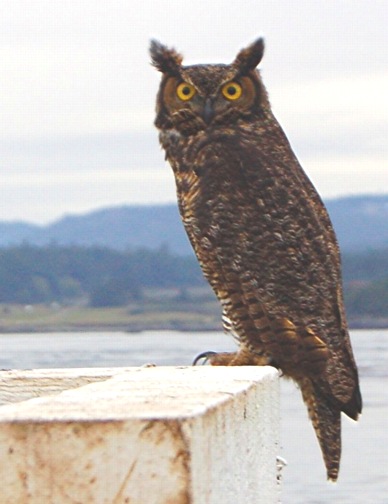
[150, 37, 362, 481]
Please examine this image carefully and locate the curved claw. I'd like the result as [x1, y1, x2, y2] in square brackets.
[192, 351, 217, 366]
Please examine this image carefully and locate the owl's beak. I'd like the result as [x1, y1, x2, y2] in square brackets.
[202, 98, 214, 124]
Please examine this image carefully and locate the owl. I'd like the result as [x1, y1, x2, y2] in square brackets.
[150, 37, 362, 481]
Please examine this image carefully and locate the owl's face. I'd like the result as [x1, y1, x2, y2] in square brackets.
[150, 38, 268, 135]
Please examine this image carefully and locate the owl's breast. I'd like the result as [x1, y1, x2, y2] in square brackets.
[175, 138, 246, 232]
[172, 132, 260, 247]
[170, 129, 340, 321]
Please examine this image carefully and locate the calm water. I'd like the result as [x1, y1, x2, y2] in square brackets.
[0, 329, 386, 503]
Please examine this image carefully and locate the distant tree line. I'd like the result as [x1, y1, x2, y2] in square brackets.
[0, 243, 386, 317]
[342, 248, 388, 318]
[0, 244, 204, 307]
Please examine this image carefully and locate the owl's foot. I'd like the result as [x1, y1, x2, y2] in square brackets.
[193, 350, 272, 366]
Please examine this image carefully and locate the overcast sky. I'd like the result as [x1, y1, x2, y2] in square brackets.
[0, 0, 387, 223]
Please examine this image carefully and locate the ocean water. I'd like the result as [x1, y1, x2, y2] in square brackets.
[0, 329, 386, 503]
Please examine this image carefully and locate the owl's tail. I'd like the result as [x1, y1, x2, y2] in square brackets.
[299, 378, 341, 481]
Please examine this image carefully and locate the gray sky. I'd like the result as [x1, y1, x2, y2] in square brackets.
[0, 0, 387, 223]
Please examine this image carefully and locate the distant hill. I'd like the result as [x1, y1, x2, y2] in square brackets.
[325, 195, 388, 252]
[0, 195, 387, 254]
[0, 205, 192, 254]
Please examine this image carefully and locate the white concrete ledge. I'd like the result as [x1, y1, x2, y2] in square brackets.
[0, 366, 280, 504]
[0, 367, 135, 406]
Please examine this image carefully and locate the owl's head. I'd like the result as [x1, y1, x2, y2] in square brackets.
[150, 38, 269, 135]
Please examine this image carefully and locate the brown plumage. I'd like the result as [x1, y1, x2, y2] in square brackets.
[150, 37, 362, 481]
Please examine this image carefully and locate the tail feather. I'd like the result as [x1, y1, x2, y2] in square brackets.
[299, 378, 341, 481]
[342, 381, 362, 421]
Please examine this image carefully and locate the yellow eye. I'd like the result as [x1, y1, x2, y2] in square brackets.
[221, 82, 242, 100]
[176, 82, 196, 101]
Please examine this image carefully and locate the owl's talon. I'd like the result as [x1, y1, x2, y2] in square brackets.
[192, 351, 217, 366]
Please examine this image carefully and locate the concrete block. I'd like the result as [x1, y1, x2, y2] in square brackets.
[0, 366, 280, 504]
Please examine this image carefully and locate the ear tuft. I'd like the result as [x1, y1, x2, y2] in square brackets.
[233, 37, 265, 73]
[149, 40, 183, 75]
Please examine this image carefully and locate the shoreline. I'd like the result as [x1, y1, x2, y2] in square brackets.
[1, 304, 387, 334]
[1, 320, 387, 334]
